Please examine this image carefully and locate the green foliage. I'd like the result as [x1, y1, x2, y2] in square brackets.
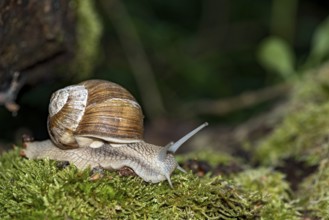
[98, 0, 273, 107]
[258, 36, 296, 80]
[297, 159, 329, 219]
[258, 14, 329, 81]
[1, 149, 265, 219]
[308, 16, 329, 65]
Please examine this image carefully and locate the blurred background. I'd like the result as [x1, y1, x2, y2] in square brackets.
[0, 0, 329, 152]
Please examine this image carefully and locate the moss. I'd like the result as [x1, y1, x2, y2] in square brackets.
[254, 102, 329, 166]
[1, 147, 310, 219]
[1, 148, 267, 219]
[254, 64, 329, 167]
[297, 159, 329, 219]
[291, 64, 329, 106]
[233, 168, 300, 219]
[69, 0, 102, 80]
[249, 64, 329, 219]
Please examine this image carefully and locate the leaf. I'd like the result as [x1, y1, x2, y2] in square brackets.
[258, 36, 295, 80]
[309, 16, 329, 63]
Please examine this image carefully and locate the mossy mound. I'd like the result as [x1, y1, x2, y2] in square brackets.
[297, 159, 329, 219]
[250, 64, 329, 219]
[254, 101, 329, 166]
[0, 148, 300, 219]
[291, 63, 329, 106]
[234, 168, 299, 219]
[254, 64, 329, 166]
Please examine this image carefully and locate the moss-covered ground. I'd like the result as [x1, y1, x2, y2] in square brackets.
[253, 63, 329, 219]
[1, 148, 298, 219]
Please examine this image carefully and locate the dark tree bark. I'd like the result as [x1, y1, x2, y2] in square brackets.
[0, 0, 77, 84]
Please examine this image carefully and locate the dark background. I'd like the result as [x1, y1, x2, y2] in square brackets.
[0, 0, 328, 150]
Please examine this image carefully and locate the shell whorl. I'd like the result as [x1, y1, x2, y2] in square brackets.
[48, 80, 144, 149]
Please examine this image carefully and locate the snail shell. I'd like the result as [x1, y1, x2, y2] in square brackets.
[48, 80, 144, 149]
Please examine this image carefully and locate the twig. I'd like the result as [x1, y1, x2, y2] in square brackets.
[101, 0, 165, 119]
[187, 83, 291, 116]
[0, 72, 23, 116]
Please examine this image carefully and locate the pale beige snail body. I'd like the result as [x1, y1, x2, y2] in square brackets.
[22, 80, 208, 187]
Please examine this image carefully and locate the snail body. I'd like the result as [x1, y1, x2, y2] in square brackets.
[22, 80, 208, 187]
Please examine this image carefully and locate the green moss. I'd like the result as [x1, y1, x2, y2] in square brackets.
[297, 159, 329, 219]
[254, 102, 329, 166]
[254, 64, 329, 165]
[0, 148, 266, 219]
[70, 0, 102, 80]
[234, 168, 300, 219]
[291, 65, 329, 106]
[248, 64, 329, 218]
[254, 65, 329, 167]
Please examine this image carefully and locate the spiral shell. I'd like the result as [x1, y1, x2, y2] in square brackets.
[48, 80, 144, 149]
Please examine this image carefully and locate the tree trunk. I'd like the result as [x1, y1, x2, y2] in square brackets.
[0, 0, 77, 85]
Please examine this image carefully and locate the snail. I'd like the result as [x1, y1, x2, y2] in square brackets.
[21, 80, 208, 187]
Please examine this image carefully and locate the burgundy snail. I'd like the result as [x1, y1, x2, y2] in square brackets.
[22, 80, 208, 187]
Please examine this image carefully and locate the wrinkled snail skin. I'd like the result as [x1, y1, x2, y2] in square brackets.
[22, 79, 208, 187]
[23, 140, 178, 184]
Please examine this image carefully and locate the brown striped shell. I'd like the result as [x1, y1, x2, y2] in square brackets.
[47, 80, 144, 149]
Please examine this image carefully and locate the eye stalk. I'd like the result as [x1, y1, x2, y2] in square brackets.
[168, 122, 208, 153]
[158, 122, 208, 161]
